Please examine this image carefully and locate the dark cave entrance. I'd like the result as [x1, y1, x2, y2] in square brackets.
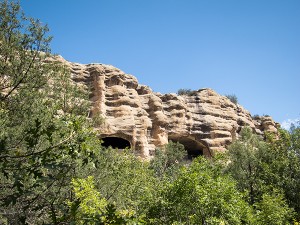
[101, 137, 131, 149]
[169, 136, 206, 159]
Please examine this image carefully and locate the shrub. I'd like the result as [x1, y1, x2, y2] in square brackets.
[225, 94, 238, 105]
[252, 114, 260, 120]
[177, 89, 197, 96]
[150, 141, 187, 178]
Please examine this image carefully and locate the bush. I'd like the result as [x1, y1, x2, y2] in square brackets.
[254, 191, 294, 225]
[150, 141, 187, 178]
[252, 114, 260, 120]
[146, 157, 254, 224]
[225, 94, 238, 105]
[177, 88, 197, 96]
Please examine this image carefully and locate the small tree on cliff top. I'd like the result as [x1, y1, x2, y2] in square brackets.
[225, 94, 238, 105]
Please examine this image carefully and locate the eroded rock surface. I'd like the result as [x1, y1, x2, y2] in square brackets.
[56, 56, 278, 158]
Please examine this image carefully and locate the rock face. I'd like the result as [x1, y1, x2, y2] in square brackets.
[58, 56, 278, 159]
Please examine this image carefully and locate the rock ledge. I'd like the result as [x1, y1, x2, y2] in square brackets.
[58, 56, 277, 158]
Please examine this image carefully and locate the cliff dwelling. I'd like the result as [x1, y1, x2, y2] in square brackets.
[168, 135, 210, 158]
[101, 137, 131, 149]
[54, 56, 278, 159]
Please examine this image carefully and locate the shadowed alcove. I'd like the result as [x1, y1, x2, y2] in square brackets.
[101, 137, 131, 149]
[169, 135, 208, 159]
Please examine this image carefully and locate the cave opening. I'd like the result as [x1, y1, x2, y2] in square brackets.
[169, 136, 205, 159]
[101, 137, 131, 149]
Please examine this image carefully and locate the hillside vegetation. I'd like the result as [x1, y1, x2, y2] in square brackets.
[1, 1, 300, 224]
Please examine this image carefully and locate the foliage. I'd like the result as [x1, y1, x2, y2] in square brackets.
[69, 176, 107, 217]
[264, 127, 300, 217]
[0, 0, 51, 101]
[254, 191, 294, 225]
[0, 1, 93, 223]
[150, 141, 187, 178]
[252, 114, 260, 120]
[226, 127, 266, 204]
[145, 157, 254, 225]
[226, 126, 298, 222]
[177, 88, 198, 96]
[68, 176, 145, 224]
[84, 147, 158, 214]
[225, 94, 238, 105]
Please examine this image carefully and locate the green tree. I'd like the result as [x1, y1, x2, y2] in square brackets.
[150, 141, 187, 178]
[226, 127, 266, 204]
[226, 127, 297, 222]
[146, 157, 253, 225]
[263, 126, 300, 218]
[254, 191, 294, 225]
[87, 147, 157, 214]
[0, 1, 95, 223]
[68, 176, 145, 224]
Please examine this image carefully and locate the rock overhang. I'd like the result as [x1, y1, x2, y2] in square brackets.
[55, 56, 278, 159]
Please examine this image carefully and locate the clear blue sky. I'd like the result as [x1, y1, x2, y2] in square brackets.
[20, 0, 300, 127]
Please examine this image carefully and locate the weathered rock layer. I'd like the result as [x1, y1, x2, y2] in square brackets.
[58, 56, 278, 158]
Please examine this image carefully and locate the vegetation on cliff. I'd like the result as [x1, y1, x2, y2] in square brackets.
[1, 1, 300, 224]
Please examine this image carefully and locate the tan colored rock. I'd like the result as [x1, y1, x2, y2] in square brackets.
[56, 56, 277, 159]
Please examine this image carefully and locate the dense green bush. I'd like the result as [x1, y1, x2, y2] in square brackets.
[145, 157, 254, 225]
[150, 141, 187, 178]
[226, 126, 298, 223]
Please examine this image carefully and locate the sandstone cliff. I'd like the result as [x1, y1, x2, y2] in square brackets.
[56, 56, 278, 158]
